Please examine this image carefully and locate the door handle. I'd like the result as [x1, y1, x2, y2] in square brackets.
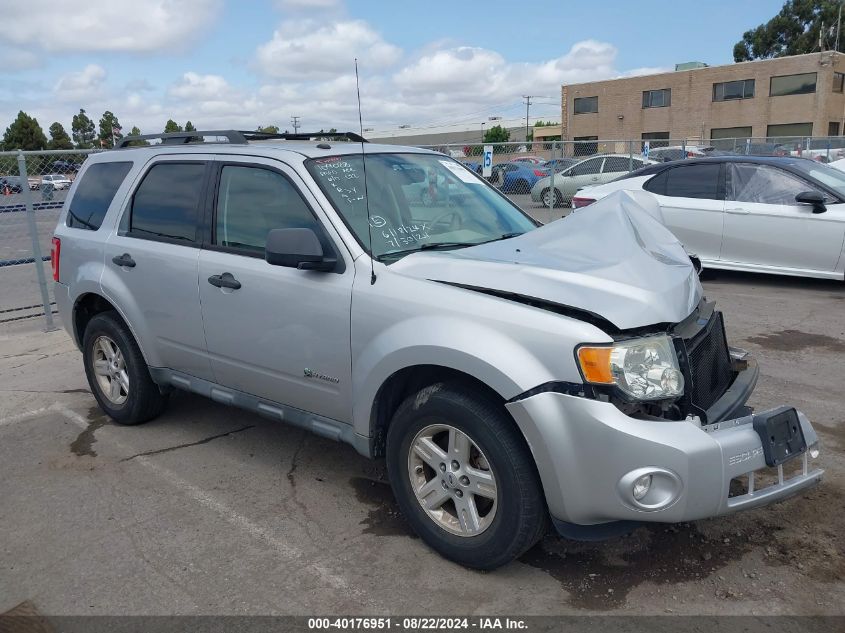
[725, 207, 750, 215]
[111, 253, 136, 268]
[208, 272, 241, 290]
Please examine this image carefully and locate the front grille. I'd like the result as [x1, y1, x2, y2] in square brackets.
[684, 311, 734, 411]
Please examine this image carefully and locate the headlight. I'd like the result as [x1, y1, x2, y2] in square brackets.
[577, 335, 684, 401]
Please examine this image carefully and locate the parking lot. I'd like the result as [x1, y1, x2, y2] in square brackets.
[1, 200, 843, 616]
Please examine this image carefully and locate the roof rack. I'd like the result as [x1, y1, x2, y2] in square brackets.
[116, 129, 368, 149]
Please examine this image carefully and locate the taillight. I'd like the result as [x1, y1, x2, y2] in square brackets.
[533, 169, 549, 177]
[51, 237, 60, 282]
[571, 197, 596, 208]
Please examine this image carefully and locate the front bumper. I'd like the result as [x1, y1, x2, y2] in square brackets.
[505, 382, 823, 528]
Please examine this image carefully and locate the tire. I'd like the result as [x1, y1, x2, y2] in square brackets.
[82, 311, 168, 425]
[541, 188, 563, 208]
[386, 382, 546, 570]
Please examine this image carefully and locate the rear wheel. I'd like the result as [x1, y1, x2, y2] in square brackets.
[82, 312, 168, 425]
[541, 188, 562, 207]
[386, 383, 546, 569]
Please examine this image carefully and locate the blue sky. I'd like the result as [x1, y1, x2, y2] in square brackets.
[0, 0, 785, 137]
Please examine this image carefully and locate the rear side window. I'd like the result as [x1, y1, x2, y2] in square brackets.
[646, 163, 721, 199]
[129, 163, 205, 242]
[67, 162, 132, 230]
[215, 165, 322, 255]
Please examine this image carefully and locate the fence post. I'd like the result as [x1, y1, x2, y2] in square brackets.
[17, 150, 56, 330]
[548, 141, 556, 222]
[628, 140, 633, 171]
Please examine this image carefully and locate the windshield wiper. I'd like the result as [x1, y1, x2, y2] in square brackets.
[378, 241, 481, 261]
[479, 232, 524, 244]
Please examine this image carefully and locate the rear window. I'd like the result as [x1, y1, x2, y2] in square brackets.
[129, 163, 205, 242]
[66, 162, 132, 230]
[645, 163, 721, 199]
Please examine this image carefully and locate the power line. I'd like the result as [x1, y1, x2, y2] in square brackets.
[290, 115, 301, 134]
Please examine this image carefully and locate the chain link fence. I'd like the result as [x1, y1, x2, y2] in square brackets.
[2, 136, 843, 327]
[0, 149, 98, 327]
[413, 135, 845, 214]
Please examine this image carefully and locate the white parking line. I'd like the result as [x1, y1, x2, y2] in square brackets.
[0, 403, 61, 427]
[53, 405, 353, 593]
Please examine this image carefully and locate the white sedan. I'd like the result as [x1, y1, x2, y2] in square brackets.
[573, 156, 845, 281]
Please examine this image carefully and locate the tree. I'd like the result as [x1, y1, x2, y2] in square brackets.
[71, 109, 97, 148]
[184, 121, 196, 132]
[2, 111, 48, 150]
[733, 0, 844, 61]
[47, 122, 74, 150]
[164, 119, 182, 133]
[98, 111, 123, 149]
[483, 124, 510, 143]
[125, 125, 150, 146]
[257, 125, 279, 134]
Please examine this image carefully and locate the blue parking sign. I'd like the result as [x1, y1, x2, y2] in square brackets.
[482, 145, 493, 177]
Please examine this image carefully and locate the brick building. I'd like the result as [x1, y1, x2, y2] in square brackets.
[561, 52, 845, 144]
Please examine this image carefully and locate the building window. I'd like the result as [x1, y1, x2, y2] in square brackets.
[829, 122, 840, 136]
[711, 126, 753, 140]
[642, 131, 670, 149]
[573, 135, 598, 155]
[769, 73, 817, 97]
[766, 122, 813, 139]
[834, 72, 845, 93]
[573, 96, 598, 114]
[642, 89, 671, 108]
[713, 79, 755, 101]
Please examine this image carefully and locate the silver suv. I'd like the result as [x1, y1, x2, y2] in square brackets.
[52, 130, 823, 570]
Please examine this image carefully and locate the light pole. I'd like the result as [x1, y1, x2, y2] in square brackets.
[480, 122, 485, 144]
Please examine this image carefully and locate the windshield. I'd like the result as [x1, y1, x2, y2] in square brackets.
[306, 153, 538, 260]
[794, 161, 845, 197]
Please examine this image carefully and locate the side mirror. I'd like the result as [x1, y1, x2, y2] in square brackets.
[265, 228, 336, 272]
[795, 191, 827, 214]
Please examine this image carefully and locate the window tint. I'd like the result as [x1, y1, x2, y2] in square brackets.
[835, 72, 845, 93]
[215, 166, 321, 254]
[766, 122, 813, 138]
[711, 126, 752, 140]
[713, 79, 754, 101]
[67, 162, 132, 230]
[130, 163, 205, 242]
[829, 121, 841, 136]
[730, 164, 827, 205]
[642, 131, 670, 150]
[642, 89, 671, 108]
[661, 164, 721, 199]
[569, 158, 603, 176]
[573, 96, 598, 114]
[770, 72, 817, 96]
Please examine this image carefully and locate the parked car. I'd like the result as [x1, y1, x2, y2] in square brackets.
[0, 176, 24, 193]
[573, 156, 845, 280]
[28, 177, 40, 190]
[51, 160, 81, 173]
[489, 161, 550, 193]
[542, 158, 579, 172]
[645, 146, 713, 162]
[510, 156, 546, 165]
[828, 157, 845, 172]
[52, 132, 822, 570]
[41, 174, 72, 190]
[460, 160, 482, 175]
[530, 154, 651, 207]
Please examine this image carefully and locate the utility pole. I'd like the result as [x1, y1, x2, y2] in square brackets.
[290, 116, 301, 134]
[523, 95, 533, 143]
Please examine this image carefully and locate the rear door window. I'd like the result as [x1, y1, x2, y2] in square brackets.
[569, 157, 604, 177]
[129, 162, 206, 243]
[67, 162, 132, 230]
[653, 163, 722, 199]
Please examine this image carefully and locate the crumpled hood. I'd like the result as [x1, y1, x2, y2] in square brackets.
[391, 190, 702, 331]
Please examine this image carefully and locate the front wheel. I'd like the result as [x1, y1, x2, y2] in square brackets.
[386, 383, 546, 569]
[541, 188, 562, 207]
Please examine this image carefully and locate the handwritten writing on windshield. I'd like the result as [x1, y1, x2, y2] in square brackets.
[314, 158, 363, 204]
[380, 222, 430, 249]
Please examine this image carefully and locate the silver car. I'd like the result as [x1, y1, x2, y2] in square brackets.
[52, 131, 823, 569]
[530, 154, 651, 207]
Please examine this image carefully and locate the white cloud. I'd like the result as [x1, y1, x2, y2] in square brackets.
[168, 72, 232, 101]
[274, 0, 341, 9]
[53, 65, 107, 102]
[255, 19, 401, 79]
[0, 46, 41, 71]
[0, 0, 222, 53]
